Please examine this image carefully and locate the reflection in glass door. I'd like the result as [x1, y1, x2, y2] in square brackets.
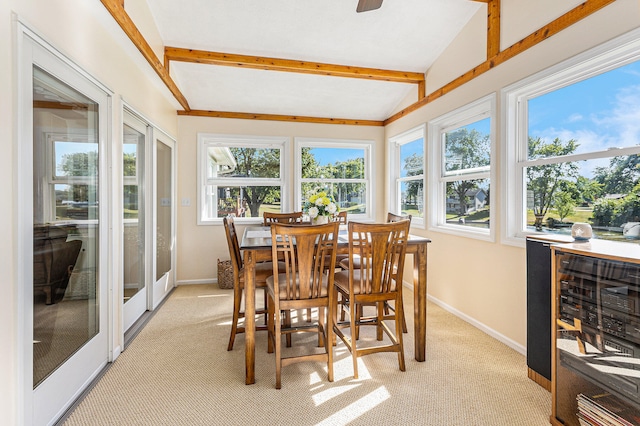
[123, 116, 147, 332]
[28, 48, 108, 425]
[154, 136, 175, 307]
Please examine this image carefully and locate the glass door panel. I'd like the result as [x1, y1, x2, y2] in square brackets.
[28, 45, 109, 425]
[153, 137, 174, 307]
[123, 118, 147, 331]
[32, 66, 100, 387]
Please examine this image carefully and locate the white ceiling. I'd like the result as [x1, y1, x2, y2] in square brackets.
[145, 0, 482, 121]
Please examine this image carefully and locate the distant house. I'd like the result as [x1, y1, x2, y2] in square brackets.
[446, 188, 488, 214]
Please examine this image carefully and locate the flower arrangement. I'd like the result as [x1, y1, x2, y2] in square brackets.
[303, 189, 339, 219]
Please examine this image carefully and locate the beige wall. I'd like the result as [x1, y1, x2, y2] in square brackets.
[386, 0, 640, 352]
[2, 0, 177, 423]
[175, 116, 385, 283]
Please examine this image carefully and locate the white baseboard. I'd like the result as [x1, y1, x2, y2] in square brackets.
[176, 278, 216, 286]
[426, 294, 526, 356]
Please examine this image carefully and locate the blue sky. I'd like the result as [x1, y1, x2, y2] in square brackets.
[528, 60, 640, 157]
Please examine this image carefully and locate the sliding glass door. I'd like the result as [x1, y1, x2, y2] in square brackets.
[123, 112, 148, 331]
[153, 133, 175, 308]
[22, 33, 110, 425]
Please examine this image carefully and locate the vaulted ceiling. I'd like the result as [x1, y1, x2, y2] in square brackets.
[102, 0, 615, 126]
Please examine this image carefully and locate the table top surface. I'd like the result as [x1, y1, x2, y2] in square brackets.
[240, 225, 431, 250]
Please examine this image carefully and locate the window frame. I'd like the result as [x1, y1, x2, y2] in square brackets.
[428, 94, 497, 241]
[294, 137, 374, 222]
[388, 124, 426, 228]
[502, 28, 640, 246]
[197, 133, 290, 225]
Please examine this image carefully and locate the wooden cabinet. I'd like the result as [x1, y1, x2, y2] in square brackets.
[551, 240, 640, 426]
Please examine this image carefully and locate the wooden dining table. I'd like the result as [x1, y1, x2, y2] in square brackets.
[239, 225, 431, 385]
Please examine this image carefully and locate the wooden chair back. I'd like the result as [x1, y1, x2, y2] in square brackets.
[387, 212, 412, 224]
[263, 211, 304, 225]
[270, 221, 339, 301]
[223, 216, 243, 275]
[333, 210, 347, 224]
[347, 220, 410, 296]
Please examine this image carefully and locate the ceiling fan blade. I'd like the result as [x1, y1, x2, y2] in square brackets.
[356, 0, 383, 13]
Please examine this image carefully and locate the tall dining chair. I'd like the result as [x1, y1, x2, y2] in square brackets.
[332, 219, 410, 379]
[338, 212, 413, 332]
[333, 210, 348, 224]
[263, 211, 304, 225]
[265, 221, 339, 389]
[223, 216, 282, 351]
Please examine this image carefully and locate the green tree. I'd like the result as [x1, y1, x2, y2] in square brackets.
[60, 151, 98, 202]
[554, 192, 575, 223]
[228, 147, 281, 217]
[594, 154, 640, 195]
[526, 137, 579, 229]
[444, 128, 490, 215]
[403, 153, 423, 207]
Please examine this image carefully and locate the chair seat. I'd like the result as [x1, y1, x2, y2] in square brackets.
[267, 274, 331, 298]
[240, 261, 283, 287]
[334, 269, 398, 294]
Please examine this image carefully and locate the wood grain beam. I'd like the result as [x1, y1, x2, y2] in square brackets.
[164, 47, 425, 84]
[486, 0, 501, 58]
[178, 109, 384, 126]
[99, 0, 190, 110]
[385, 0, 615, 125]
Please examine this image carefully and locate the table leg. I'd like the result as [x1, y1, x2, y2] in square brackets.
[244, 250, 256, 384]
[413, 243, 427, 362]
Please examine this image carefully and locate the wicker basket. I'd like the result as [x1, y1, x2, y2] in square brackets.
[217, 259, 234, 289]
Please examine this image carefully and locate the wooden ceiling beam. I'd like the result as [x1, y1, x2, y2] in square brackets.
[178, 109, 384, 126]
[385, 0, 615, 125]
[486, 0, 501, 58]
[99, 0, 190, 111]
[164, 47, 425, 84]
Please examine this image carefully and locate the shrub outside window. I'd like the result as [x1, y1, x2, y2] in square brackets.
[197, 134, 289, 224]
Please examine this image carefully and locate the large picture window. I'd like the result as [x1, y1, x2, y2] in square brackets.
[295, 138, 372, 221]
[389, 125, 425, 226]
[429, 94, 496, 240]
[197, 134, 289, 224]
[503, 30, 640, 245]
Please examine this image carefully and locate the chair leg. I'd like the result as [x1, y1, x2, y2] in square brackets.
[227, 282, 243, 351]
[325, 304, 334, 382]
[317, 307, 325, 347]
[275, 305, 282, 390]
[350, 306, 359, 379]
[284, 310, 292, 347]
[396, 295, 406, 372]
[267, 294, 275, 354]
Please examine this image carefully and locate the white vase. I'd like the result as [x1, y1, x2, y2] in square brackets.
[312, 215, 329, 225]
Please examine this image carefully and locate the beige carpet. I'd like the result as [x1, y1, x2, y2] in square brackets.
[63, 284, 551, 425]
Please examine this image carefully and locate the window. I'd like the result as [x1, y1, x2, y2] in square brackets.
[389, 125, 425, 226]
[197, 134, 289, 224]
[48, 134, 99, 222]
[295, 138, 373, 221]
[429, 94, 496, 240]
[503, 29, 640, 245]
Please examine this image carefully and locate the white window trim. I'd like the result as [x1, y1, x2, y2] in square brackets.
[428, 94, 496, 242]
[294, 137, 374, 222]
[388, 124, 426, 229]
[501, 27, 640, 247]
[197, 133, 290, 225]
